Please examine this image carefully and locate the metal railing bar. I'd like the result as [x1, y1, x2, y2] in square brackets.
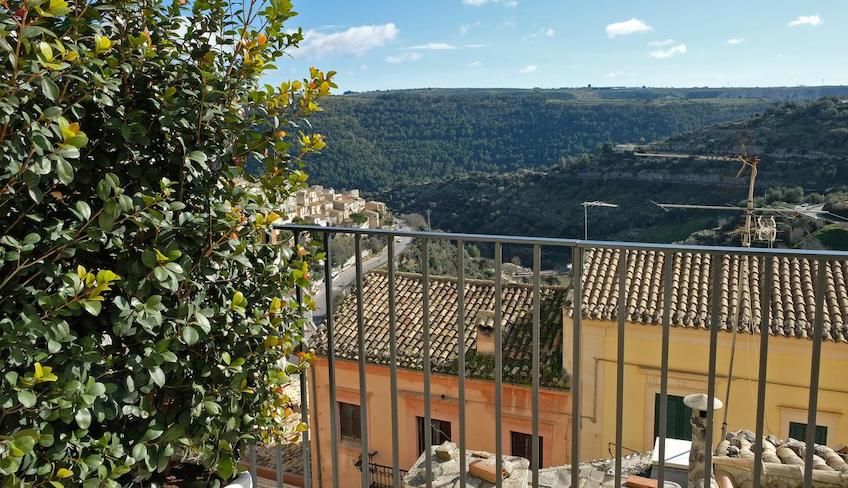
[532, 244, 541, 487]
[275, 224, 848, 259]
[494, 243, 504, 488]
[570, 246, 583, 488]
[275, 445, 284, 488]
[753, 256, 773, 488]
[456, 239, 467, 488]
[422, 238, 433, 488]
[704, 254, 723, 488]
[387, 236, 401, 488]
[322, 233, 341, 488]
[354, 235, 371, 488]
[614, 250, 627, 488]
[249, 444, 258, 485]
[803, 260, 827, 488]
[657, 251, 673, 488]
[293, 231, 311, 488]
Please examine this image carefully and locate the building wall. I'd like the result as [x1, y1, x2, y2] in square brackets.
[308, 359, 571, 488]
[564, 317, 848, 462]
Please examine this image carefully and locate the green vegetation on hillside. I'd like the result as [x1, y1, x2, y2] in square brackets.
[377, 97, 848, 259]
[309, 89, 770, 190]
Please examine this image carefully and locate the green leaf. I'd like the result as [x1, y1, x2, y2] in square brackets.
[41, 76, 59, 101]
[83, 300, 102, 316]
[149, 367, 165, 387]
[55, 158, 74, 184]
[75, 201, 91, 221]
[131, 443, 147, 462]
[75, 408, 91, 429]
[217, 455, 234, 480]
[18, 390, 37, 408]
[181, 326, 199, 346]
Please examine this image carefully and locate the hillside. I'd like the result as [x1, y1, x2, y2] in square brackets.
[377, 97, 848, 259]
[307, 90, 767, 190]
[307, 87, 848, 191]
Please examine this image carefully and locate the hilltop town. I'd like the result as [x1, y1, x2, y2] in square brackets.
[283, 185, 388, 229]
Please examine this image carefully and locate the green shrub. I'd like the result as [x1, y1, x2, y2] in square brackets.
[0, 0, 332, 485]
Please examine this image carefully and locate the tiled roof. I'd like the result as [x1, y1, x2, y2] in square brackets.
[577, 249, 848, 343]
[717, 430, 848, 473]
[314, 271, 568, 388]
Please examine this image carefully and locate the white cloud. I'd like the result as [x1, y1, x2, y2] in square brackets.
[460, 21, 481, 35]
[606, 18, 652, 38]
[727, 38, 745, 45]
[468, 60, 483, 68]
[523, 27, 555, 41]
[788, 15, 822, 27]
[650, 43, 687, 59]
[544, 28, 555, 37]
[385, 52, 422, 64]
[462, 0, 517, 6]
[407, 43, 457, 50]
[360, 64, 369, 71]
[648, 39, 676, 47]
[603, 71, 625, 79]
[520, 64, 538, 73]
[297, 23, 399, 58]
[464, 44, 489, 48]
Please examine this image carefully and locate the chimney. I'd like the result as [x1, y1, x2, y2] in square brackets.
[684, 394, 723, 488]
[475, 310, 495, 355]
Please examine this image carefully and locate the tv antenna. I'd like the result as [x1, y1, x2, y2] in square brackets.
[635, 128, 762, 247]
[581, 201, 618, 240]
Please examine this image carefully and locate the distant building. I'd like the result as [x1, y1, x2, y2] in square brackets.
[286, 186, 387, 229]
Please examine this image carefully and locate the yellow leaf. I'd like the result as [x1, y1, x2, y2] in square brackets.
[47, 0, 71, 16]
[266, 211, 280, 224]
[76, 264, 86, 279]
[65, 50, 79, 62]
[57, 468, 73, 478]
[95, 35, 112, 53]
[39, 42, 54, 61]
[270, 297, 282, 314]
[319, 81, 330, 95]
[34, 362, 43, 379]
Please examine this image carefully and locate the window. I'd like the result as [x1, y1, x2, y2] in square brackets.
[416, 417, 451, 455]
[653, 394, 692, 441]
[511, 432, 544, 466]
[339, 402, 361, 442]
[789, 422, 827, 445]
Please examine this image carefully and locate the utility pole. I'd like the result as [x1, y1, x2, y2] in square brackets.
[581, 201, 618, 240]
[426, 209, 431, 232]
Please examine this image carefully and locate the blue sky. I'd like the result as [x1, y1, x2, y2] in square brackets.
[268, 0, 848, 91]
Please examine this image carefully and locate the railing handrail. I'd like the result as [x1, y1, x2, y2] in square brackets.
[275, 223, 848, 259]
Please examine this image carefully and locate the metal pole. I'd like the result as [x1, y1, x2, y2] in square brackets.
[583, 204, 588, 241]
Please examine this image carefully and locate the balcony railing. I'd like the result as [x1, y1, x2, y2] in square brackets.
[243, 223, 848, 488]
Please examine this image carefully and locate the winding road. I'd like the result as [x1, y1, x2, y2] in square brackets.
[308, 222, 413, 329]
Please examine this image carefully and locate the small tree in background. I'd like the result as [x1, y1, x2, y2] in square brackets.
[0, 0, 332, 484]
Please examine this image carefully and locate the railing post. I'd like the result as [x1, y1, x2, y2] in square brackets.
[322, 233, 340, 488]
[421, 238, 433, 488]
[456, 239, 467, 488]
[531, 244, 541, 487]
[570, 245, 583, 488]
[614, 249, 628, 488]
[753, 256, 774, 488]
[387, 236, 401, 488]
[704, 253, 724, 488]
[494, 243, 504, 488]
[803, 259, 827, 488]
[657, 251, 673, 488]
[355, 234, 371, 488]
[294, 230, 311, 488]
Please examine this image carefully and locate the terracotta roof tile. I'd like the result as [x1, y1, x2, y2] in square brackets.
[576, 249, 848, 343]
[313, 271, 568, 388]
